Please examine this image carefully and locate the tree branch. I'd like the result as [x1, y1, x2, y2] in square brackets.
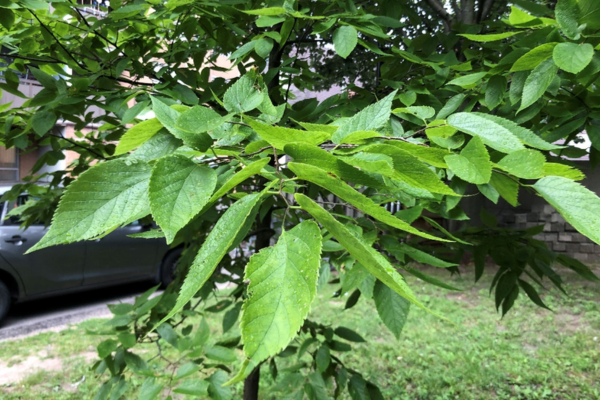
[50, 134, 107, 160]
[27, 9, 88, 71]
[460, 0, 476, 25]
[450, 0, 461, 15]
[0, 54, 63, 64]
[478, 0, 496, 23]
[423, 0, 452, 32]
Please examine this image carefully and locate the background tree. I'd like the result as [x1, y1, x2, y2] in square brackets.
[1, 0, 600, 398]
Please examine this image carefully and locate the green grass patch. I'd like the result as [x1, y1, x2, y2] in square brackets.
[1, 266, 599, 399]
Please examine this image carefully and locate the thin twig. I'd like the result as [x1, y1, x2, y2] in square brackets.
[27, 9, 88, 70]
[49, 134, 108, 160]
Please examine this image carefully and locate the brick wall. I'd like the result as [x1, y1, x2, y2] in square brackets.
[496, 203, 600, 262]
[459, 161, 600, 263]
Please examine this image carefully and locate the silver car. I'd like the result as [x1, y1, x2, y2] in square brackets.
[0, 187, 179, 323]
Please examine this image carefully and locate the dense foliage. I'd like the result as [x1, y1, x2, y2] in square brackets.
[2, 0, 600, 398]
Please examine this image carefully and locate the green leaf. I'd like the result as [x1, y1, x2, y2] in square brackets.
[485, 75, 506, 109]
[556, 254, 600, 281]
[436, 94, 466, 119]
[385, 141, 449, 168]
[122, 100, 150, 124]
[294, 120, 339, 134]
[243, 7, 287, 15]
[115, 119, 164, 155]
[149, 155, 217, 243]
[207, 371, 232, 400]
[130, 131, 183, 162]
[285, 144, 390, 191]
[222, 302, 242, 333]
[497, 149, 545, 179]
[533, 176, 600, 246]
[124, 352, 150, 374]
[510, 71, 528, 105]
[518, 279, 550, 310]
[245, 117, 330, 150]
[157, 324, 179, 348]
[332, 90, 397, 144]
[228, 222, 321, 383]
[229, 41, 256, 60]
[338, 130, 381, 144]
[373, 280, 410, 339]
[31, 111, 57, 136]
[402, 265, 462, 291]
[490, 172, 519, 206]
[519, 57, 558, 112]
[156, 193, 265, 328]
[209, 158, 270, 202]
[392, 106, 435, 121]
[288, 163, 448, 241]
[176, 106, 227, 134]
[315, 345, 330, 373]
[306, 372, 330, 399]
[555, 0, 581, 40]
[511, 43, 557, 72]
[205, 346, 238, 363]
[444, 136, 491, 184]
[255, 38, 274, 59]
[295, 194, 434, 315]
[151, 97, 212, 151]
[452, 112, 561, 151]
[447, 112, 525, 154]
[223, 75, 264, 113]
[458, 32, 520, 42]
[138, 378, 163, 400]
[118, 333, 136, 349]
[333, 25, 358, 59]
[553, 43, 594, 74]
[110, 379, 129, 400]
[28, 67, 58, 91]
[175, 362, 200, 380]
[334, 327, 366, 343]
[387, 242, 457, 268]
[361, 144, 456, 195]
[193, 318, 210, 346]
[543, 163, 585, 181]
[28, 160, 151, 253]
[97, 339, 118, 358]
[173, 380, 209, 396]
[580, 0, 600, 29]
[0, 9, 14, 29]
[348, 374, 369, 400]
[340, 152, 395, 176]
[447, 72, 487, 88]
[478, 183, 500, 203]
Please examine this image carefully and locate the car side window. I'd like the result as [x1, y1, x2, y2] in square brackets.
[1, 195, 40, 226]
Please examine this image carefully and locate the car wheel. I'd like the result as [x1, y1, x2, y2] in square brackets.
[0, 280, 11, 325]
[160, 250, 182, 288]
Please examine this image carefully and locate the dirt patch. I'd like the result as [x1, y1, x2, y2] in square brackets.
[554, 313, 588, 333]
[0, 351, 96, 385]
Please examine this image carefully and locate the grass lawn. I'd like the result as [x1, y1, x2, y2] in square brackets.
[1, 265, 599, 399]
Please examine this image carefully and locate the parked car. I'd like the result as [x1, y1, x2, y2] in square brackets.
[0, 187, 180, 323]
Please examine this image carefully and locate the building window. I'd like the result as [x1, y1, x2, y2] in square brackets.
[77, 0, 109, 14]
[0, 146, 19, 182]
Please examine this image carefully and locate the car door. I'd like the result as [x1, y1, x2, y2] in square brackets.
[83, 221, 161, 285]
[0, 196, 85, 296]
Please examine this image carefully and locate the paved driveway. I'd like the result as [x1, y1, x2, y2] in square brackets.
[0, 281, 159, 341]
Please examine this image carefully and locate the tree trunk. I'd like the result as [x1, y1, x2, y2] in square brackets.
[243, 364, 261, 400]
